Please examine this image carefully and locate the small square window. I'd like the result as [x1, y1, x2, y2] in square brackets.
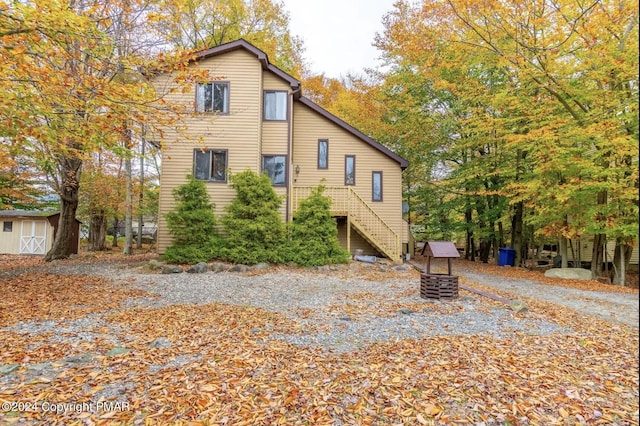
[3, 221, 13, 232]
[264, 91, 287, 121]
[196, 82, 229, 113]
[262, 155, 287, 185]
[194, 149, 227, 182]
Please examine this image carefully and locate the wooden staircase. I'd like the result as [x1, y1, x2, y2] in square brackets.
[292, 187, 401, 261]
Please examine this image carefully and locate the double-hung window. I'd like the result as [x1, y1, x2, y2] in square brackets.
[262, 155, 287, 185]
[196, 82, 229, 113]
[264, 91, 287, 121]
[372, 171, 383, 202]
[345, 155, 355, 186]
[194, 149, 227, 182]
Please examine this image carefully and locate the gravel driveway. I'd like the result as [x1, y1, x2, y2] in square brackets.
[453, 264, 639, 328]
[2, 260, 575, 355]
[3, 258, 637, 356]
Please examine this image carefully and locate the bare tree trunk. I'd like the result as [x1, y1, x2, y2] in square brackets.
[465, 207, 475, 261]
[511, 201, 524, 266]
[479, 240, 491, 263]
[591, 233, 606, 276]
[559, 236, 569, 268]
[124, 152, 133, 255]
[45, 155, 82, 261]
[612, 239, 632, 286]
[88, 212, 107, 251]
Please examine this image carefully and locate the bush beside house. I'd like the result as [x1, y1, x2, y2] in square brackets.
[220, 170, 287, 265]
[163, 172, 350, 266]
[163, 176, 222, 264]
[288, 185, 350, 267]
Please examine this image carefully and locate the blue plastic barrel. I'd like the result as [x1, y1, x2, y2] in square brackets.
[498, 248, 516, 266]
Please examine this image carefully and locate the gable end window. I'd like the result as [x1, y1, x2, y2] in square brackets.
[318, 140, 328, 169]
[345, 155, 355, 186]
[3, 221, 12, 232]
[264, 91, 287, 121]
[194, 149, 227, 182]
[196, 82, 229, 113]
[372, 171, 383, 202]
[262, 155, 287, 186]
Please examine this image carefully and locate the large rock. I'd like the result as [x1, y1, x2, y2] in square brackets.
[544, 268, 594, 280]
[161, 265, 183, 274]
[229, 264, 250, 273]
[209, 262, 229, 273]
[187, 262, 208, 273]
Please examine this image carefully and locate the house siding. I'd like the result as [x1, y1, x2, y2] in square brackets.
[567, 238, 639, 266]
[291, 103, 403, 240]
[154, 40, 407, 259]
[157, 49, 263, 252]
[261, 71, 292, 221]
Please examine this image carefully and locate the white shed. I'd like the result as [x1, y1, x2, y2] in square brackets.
[0, 210, 81, 255]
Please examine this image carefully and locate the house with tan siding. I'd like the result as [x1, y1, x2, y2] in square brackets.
[154, 39, 409, 261]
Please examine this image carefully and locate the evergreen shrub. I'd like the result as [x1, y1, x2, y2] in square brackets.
[288, 185, 351, 266]
[163, 175, 221, 263]
[220, 170, 287, 264]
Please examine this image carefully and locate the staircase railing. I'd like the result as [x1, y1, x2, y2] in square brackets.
[291, 186, 401, 261]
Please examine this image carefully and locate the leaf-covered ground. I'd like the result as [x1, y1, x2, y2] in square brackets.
[0, 254, 638, 425]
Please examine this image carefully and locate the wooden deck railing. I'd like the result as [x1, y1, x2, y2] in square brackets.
[292, 186, 401, 261]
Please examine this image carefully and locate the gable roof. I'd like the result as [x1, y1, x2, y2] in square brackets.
[191, 39, 409, 170]
[194, 39, 301, 94]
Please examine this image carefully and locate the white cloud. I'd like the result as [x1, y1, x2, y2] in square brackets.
[283, 0, 396, 79]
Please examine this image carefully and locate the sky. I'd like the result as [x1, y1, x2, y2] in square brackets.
[282, 0, 398, 79]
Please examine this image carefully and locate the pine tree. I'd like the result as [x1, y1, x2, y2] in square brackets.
[164, 176, 220, 263]
[289, 185, 350, 266]
[221, 170, 286, 264]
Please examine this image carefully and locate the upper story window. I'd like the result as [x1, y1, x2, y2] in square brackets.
[262, 155, 287, 185]
[264, 91, 287, 121]
[196, 82, 229, 113]
[3, 221, 12, 232]
[345, 155, 355, 186]
[318, 139, 328, 169]
[194, 149, 227, 182]
[372, 171, 383, 202]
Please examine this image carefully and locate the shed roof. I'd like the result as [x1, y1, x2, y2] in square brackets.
[421, 241, 461, 258]
[0, 210, 58, 218]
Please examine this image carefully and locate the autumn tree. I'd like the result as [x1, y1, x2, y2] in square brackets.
[149, 0, 305, 77]
[0, 139, 46, 210]
[371, 0, 638, 281]
[1, 0, 199, 260]
[79, 153, 127, 251]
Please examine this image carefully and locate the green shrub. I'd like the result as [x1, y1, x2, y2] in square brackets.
[289, 185, 350, 267]
[220, 170, 286, 264]
[163, 175, 221, 263]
